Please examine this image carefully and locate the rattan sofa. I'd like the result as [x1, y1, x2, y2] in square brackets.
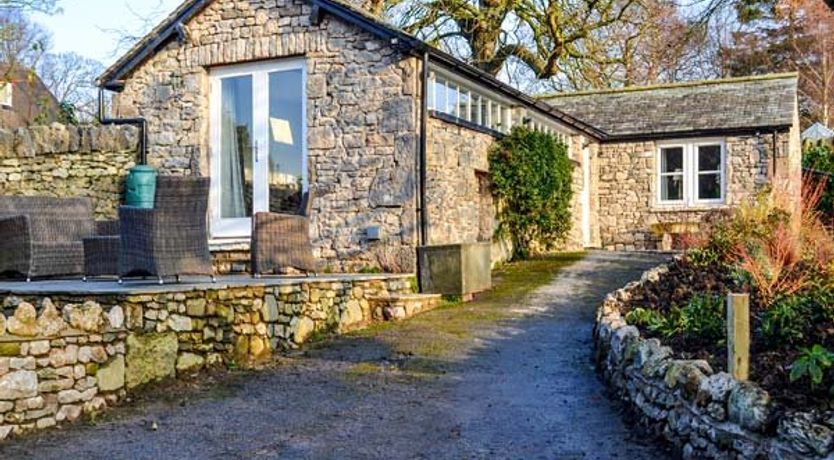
[251, 190, 317, 276]
[0, 196, 106, 281]
[118, 176, 215, 284]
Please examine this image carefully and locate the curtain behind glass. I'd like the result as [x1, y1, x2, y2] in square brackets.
[220, 77, 252, 218]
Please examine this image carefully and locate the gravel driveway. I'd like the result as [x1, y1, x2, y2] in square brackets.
[0, 251, 671, 459]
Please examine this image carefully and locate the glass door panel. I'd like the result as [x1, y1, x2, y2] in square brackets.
[267, 69, 305, 213]
[213, 75, 253, 237]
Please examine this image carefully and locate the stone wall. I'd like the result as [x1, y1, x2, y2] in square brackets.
[0, 124, 139, 219]
[595, 132, 799, 250]
[113, 0, 421, 272]
[595, 264, 834, 459]
[0, 298, 127, 440]
[426, 116, 588, 256]
[0, 274, 416, 440]
[425, 117, 495, 246]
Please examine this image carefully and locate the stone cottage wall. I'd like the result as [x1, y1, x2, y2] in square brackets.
[596, 132, 797, 250]
[425, 117, 494, 246]
[425, 116, 589, 258]
[0, 124, 138, 219]
[113, 0, 421, 272]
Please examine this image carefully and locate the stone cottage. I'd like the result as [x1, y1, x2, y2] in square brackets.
[94, 0, 801, 270]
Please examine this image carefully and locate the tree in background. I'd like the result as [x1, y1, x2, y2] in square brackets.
[0, 2, 105, 124]
[386, 0, 639, 79]
[38, 52, 103, 122]
[721, 0, 834, 126]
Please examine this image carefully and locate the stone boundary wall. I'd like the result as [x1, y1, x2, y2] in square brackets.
[0, 124, 139, 219]
[595, 264, 834, 459]
[0, 275, 416, 441]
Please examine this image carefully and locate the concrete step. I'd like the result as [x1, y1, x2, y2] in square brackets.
[367, 293, 443, 321]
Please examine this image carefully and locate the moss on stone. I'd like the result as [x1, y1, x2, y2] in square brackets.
[0, 342, 21, 356]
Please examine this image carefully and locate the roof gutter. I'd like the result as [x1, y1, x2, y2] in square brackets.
[601, 125, 793, 144]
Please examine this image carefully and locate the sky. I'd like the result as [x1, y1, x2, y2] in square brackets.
[32, 0, 182, 66]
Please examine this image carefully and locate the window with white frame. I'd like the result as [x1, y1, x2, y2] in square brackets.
[427, 67, 572, 139]
[0, 82, 12, 107]
[657, 140, 725, 206]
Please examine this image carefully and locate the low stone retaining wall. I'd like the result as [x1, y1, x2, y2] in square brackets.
[0, 275, 423, 441]
[595, 264, 834, 459]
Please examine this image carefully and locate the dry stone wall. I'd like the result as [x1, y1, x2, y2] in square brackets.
[596, 132, 799, 250]
[114, 0, 421, 272]
[0, 275, 414, 440]
[0, 124, 138, 219]
[0, 297, 127, 440]
[596, 264, 834, 459]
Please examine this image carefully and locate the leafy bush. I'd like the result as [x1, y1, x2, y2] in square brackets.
[761, 295, 813, 346]
[626, 295, 725, 343]
[489, 127, 573, 259]
[790, 345, 834, 389]
[803, 143, 834, 217]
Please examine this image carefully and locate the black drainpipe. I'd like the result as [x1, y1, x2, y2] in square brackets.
[418, 51, 429, 246]
[98, 87, 149, 165]
[415, 51, 430, 292]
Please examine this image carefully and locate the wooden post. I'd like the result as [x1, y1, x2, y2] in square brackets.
[727, 293, 750, 381]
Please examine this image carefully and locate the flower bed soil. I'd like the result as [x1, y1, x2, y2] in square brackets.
[617, 258, 834, 412]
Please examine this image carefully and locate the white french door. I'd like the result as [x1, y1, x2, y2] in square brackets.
[209, 59, 307, 239]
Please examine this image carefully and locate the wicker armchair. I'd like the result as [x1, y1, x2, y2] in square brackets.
[251, 190, 317, 276]
[118, 176, 215, 284]
[0, 196, 97, 281]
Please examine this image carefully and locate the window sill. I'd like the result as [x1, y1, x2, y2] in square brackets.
[651, 203, 728, 213]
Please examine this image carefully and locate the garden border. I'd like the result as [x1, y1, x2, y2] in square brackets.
[594, 261, 834, 459]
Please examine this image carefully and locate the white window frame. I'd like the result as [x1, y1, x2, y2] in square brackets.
[656, 138, 726, 207]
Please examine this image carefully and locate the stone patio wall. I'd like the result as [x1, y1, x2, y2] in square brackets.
[0, 299, 127, 440]
[0, 275, 414, 441]
[0, 124, 138, 219]
[595, 264, 834, 459]
[113, 0, 421, 272]
[596, 130, 800, 250]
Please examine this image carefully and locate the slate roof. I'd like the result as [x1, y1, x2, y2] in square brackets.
[542, 74, 798, 141]
[802, 122, 834, 141]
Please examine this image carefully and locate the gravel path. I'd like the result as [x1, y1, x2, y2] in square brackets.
[0, 251, 671, 459]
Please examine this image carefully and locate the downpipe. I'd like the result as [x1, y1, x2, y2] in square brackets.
[97, 88, 149, 165]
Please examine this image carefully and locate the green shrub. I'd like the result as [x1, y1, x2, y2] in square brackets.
[803, 143, 834, 216]
[489, 127, 573, 260]
[626, 295, 725, 343]
[761, 295, 812, 346]
[790, 345, 834, 389]
[678, 295, 726, 342]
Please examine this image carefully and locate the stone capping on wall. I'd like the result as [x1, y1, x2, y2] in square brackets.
[594, 263, 834, 459]
[0, 123, 139, 158]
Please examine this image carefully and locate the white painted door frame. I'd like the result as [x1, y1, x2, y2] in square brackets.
[208, 58, 307, 240]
